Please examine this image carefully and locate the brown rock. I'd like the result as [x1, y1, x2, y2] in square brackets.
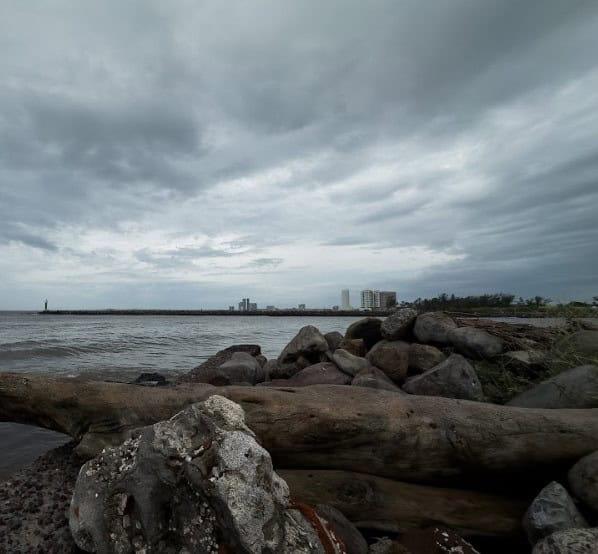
[408, 344, 446, 373]
[366, 340, 410, 383]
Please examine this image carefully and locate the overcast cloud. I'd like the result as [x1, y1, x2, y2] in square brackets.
[1, 0, 597, 309]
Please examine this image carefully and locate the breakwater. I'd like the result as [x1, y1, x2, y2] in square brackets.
[39, 309, 391, 317]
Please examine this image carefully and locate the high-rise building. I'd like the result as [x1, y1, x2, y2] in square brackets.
[238, 298, 252, 311]
[298, 304, 306, 310]
[379, 291, 397, 309]
[360, 289, 376, 309]
[341, 289, 351, 310]
[248, 302, 257, 311]
[361, 289, 397, 309]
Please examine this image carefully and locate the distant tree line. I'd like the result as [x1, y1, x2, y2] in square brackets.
[409, 293, 556, 311]
[406, 293, 597, 311]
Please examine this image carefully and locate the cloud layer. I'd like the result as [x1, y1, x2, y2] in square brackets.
[1, 1, 597, 308]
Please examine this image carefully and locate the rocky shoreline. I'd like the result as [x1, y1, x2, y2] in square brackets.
[1, 310, 598, 553]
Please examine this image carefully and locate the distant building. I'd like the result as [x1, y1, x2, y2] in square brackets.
[238, 298, 252, 311]
[266, 305, 276, 310]
[229, 306, 235, 311]
[341, 289, 351, 310]
[360, 289, 377, 310]
[248, 302, 257, 311]
[298, 304, 306, 310]
[361, 289, 397, 310]
[379, 291, 397, 309]
[332, 305, 339, 311]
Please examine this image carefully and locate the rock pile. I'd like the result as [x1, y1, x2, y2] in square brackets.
[1, 310, 598, 553]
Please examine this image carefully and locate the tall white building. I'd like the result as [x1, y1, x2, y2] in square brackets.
[341, 289, 351, 310]
[361, 289, 380, 310]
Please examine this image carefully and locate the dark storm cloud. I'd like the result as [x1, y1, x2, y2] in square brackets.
[1, 0, 598, 308]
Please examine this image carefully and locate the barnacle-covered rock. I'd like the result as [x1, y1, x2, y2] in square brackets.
[69, 395, 333, 553]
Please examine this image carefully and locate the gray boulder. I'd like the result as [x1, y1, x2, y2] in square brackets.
[332, 349, 370, 377]
[324, 331, 344, 352]
[351, 367, 403, 393]
[190, 351, 263, 385]
[402, 354, 484, 401]
[69, 396, 327, 553]
[507, 365, 598, 409]
[182, 344, 262, 384]
[523, 481, 588, 545]
[219, 351, 264, 384]
[413, 312, 457, 345]
[448, 326, 504, 359]
[345, 318, 383, 351]
[568, 451, 598, 514]
[366, 340, 410, 383]
[278, 325, 329, 366]
[380, 309, 417, 341]
[533, 528, 598, 554]
[408, 343, 446, 373]
[287, 362, 351, 386]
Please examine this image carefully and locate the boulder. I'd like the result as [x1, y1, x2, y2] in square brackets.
[192, 351, 263, 386]
[568, 451, 598, 514]
[448, 327, 504, 359]
[332, 349, 371, 377]
[402, 354, 484, 401]
[325, 331, 345, 352]
[408, 344, 446, 374]
[380, 309, 418, 341]
[413, 312, 457, 345]
[69, 396, 328, 553]
[532, 528, 598, 554]
[278, 325, 329, 366]
[507, 365, 598, 409]
[288, 362, 351, 387]
[366, 340, 410, 383]
[345, 318, 383, 351]
[131, 372, 169, 387]
[338, 338, 367, 357]
[315, 504, 368, 554]
[351, 367, 403, 393]
[523, 481, 588, 545]
[181, 344, 262, 384]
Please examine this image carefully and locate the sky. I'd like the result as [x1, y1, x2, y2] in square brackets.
[1, 1, 597, 309]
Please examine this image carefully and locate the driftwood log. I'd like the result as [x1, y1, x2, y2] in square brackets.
[2, 372, 598, 487]
[280, 469, 526, 537]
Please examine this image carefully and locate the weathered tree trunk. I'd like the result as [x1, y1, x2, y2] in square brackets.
[2, 373, 598, 485]
[280, 469, 526, 538]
